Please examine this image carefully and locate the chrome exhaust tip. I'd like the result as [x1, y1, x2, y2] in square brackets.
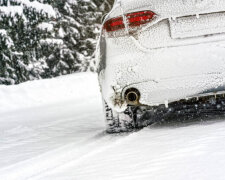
[125, 88, 141, 106]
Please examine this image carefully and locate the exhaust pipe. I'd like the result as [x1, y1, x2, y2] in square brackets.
[125, 88, 141, 106]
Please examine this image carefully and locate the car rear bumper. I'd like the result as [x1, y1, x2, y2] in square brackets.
[122, 72, 225, 107]
[100, 39, 225, 111]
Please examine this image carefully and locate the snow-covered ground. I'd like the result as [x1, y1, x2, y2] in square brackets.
[1, 72, 225, 180]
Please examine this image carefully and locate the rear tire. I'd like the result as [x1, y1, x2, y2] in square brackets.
[104, 101, 135, 133]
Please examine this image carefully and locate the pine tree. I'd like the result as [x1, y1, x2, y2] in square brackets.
[0, 0, 56, 84]
[45, 0, 114, 75]
[0, 0, 114, 85]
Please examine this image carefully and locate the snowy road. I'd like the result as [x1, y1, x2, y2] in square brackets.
[1, 72, 225, 180]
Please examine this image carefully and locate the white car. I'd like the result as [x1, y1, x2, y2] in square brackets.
[96, 0, 225, 133]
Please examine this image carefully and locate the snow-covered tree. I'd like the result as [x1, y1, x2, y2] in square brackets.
[0, 0, 56, 84]
[48, 0, 114, 74]
[0, 0, 114, 85]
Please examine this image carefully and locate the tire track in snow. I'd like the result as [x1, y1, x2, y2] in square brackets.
[0, 129, 138, 180]
[30, 131, 143, 180]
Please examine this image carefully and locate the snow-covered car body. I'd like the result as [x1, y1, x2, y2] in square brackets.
[97, 0, 225, 131]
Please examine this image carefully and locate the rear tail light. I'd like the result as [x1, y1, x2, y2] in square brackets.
[103, 11, 156, 33]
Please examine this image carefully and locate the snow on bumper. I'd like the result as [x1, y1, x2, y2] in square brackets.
[100, 40, 225, 111]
